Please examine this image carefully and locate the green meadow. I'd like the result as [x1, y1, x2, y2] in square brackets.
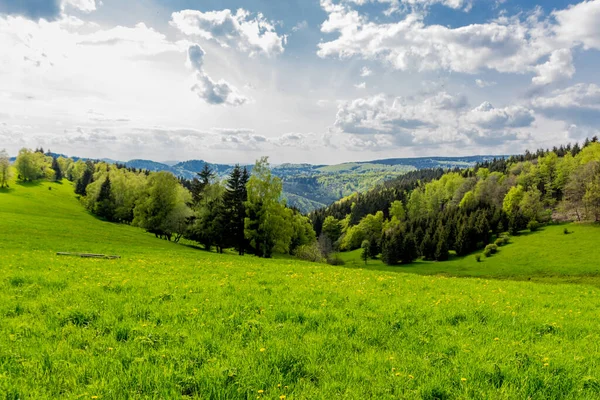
[2, 180, 600, 399]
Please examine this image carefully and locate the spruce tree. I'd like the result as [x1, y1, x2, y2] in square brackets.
[401, 232, 418, 264]
[433, 222, 449, 261]
[51, 157, 62, 181]
[95, 176, 114, 220]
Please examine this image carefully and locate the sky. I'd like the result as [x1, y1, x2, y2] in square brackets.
[0, 0, 599, 164]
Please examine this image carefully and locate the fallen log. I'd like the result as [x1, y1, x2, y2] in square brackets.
[56, 252, 121, 259]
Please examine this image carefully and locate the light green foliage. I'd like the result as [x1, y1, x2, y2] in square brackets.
[502, 185, 525, 217]
[321, 215, 342, 243]
[2, 183, 600, 398]
[0, 148, 12, 188]
[459, 190, 477, 210]
[133, 171, 192, 239]
[340, 224, 366, 251]
[520, 188, 544, 222]
[66, 159, 88, 182]
[14, 148, 53, 181]
[389, 200, 406, 221]
[407, 187, 425, 220]
[245, 157, 294, 257]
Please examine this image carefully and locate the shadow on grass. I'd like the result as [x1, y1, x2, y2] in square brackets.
[0, 186, 15, 194]
[16, 180, 43, 187]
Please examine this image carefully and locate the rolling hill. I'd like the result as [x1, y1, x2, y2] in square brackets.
[1, 172, 600, 398]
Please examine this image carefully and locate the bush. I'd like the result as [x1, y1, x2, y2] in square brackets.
[500, 234, 510, 245]
[494, 238, 504, 247]
[484, 244, 498, 257]
[563, 227, 571, 235]
[475, 254, 482, 262]
[294, 243, 323, 263]
[326, 254, 345, 266]
[527, 220, 540, 232]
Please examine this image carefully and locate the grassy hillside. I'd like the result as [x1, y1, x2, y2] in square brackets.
[2, 180, 600, 398]
[340, 224, 600, 286]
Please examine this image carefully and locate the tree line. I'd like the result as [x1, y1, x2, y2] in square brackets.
[6, 149, 316, 259]
[311, 138, 600, 266]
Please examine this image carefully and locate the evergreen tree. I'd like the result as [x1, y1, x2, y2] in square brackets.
[94, 177, 114, 220]
[361, 240, 370, 265]
[433, 222, 449, 261]
[381, 229, 402, 265]
[401, 232, 418, 264]
[223, 165, 249, 255]
[421, 231, 436, 261]
[52, 157, 62, 181]
[75, 164, 94, 196]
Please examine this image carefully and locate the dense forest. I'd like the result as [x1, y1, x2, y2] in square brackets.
[310, 138, 600, 265]
[2, 137, 599, 265]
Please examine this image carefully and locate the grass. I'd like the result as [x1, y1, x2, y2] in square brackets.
[339, 224, 600, 286]
[2, 178, 600, 398]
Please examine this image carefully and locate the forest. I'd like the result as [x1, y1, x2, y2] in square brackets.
[2, 137, 600, 265]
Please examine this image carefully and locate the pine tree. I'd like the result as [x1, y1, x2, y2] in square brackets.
[434, 222, 449, 261]
[95, 176, 114, 220]
[75, 166, 93, 196]
[223, 165, 248, 255]
[401, 232, 418, 264]
[51, 157, 62, 181]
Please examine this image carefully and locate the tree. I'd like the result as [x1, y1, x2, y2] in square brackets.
[133, 171, 192, 241]
[401, 232, 418, 264]
[321, 216, 342, 244]
[245, 157, 293, 258]
[222, 165, 249, 255]
[94, 177, 114, 221]
[389, 200, 406, 221]
[381, 228, 402, 265]
[433, 222, 449, 261]
[361, 240, 371, 265]
[52, 157, 63, 181]
[75, 163, 94, 196]
[584, 175, 600, 222]
[0, 149, 12, 188]
[14, 148, 47, 181]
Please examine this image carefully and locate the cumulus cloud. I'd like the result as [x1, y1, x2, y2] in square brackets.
[187, 44, 248, 106]
[532, 49, 575, 86]
[344, 0, 473, 14]
[531, 83, 600, 125]
[61, 0, 97, 13]
[333, 92, 533, 148]
[354, 82, 366, 89]
[317, 0, 598, 85]
[552, 0, 600, 51]
[171, 9, 286, 57]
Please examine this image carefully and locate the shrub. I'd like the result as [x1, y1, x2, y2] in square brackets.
[326, 254, 345, 266]
[294, 243, 323, 263]
[484, 244, 498, 257]
[563, 227, 571, 235]
[475, 254, 482, 262]
[494, 238, 504, 247]
[527, 220, 540, 232]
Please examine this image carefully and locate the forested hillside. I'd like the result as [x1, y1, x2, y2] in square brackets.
[310, 139, 600, 266]
[40, 152, 497, 213]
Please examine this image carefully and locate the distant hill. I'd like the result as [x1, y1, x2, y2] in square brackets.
[26, 153, 505, 213]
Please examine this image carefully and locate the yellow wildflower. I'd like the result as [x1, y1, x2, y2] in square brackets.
[258, 390, 264, 393]
[461, 378, 467, 382]
[260, 348, 266, 352]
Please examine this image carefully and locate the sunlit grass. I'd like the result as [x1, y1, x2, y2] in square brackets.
[1, 179, 600, 398]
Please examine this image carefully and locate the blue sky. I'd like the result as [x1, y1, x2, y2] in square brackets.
[0, 0, 599, 164]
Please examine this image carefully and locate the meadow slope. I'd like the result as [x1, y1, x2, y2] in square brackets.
[2, 180, 600, 399]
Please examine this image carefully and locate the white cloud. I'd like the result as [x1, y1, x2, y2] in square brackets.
[171, 9, 287, 57]
[360, 66, 372, 77]
[532, 48, 575, 86]
[333, 92, 533, 147]
[61, 0, 98, 13]
[475, 79, 497, 88]
[552, 0, 600, 51]
[187, 45, 248, 106]
[354, 82, 367, 89]
[531, 83, 600, 125]
[317, 0, 599, 85]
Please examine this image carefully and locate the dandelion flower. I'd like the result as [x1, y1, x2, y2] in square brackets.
[494, 338, 499, 341]
[461, 378, 467, 382]
[260, 348, 266, 352]
[258, 390, 264, 393]
[280, 396, 286, 400]
[408, 375, 414, 379]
